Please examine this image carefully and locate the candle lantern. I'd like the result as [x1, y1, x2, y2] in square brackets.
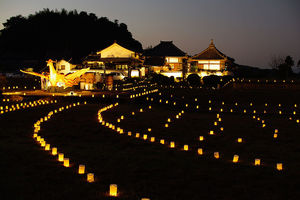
[183, 145, 188, 151]
[110, 184, 118, 196]
[64, 158, 70, 167]
[254, 159, 260, 166]
[276, 163, 283, 171]
[170, 141, 175, 148]
[209, 130, 214, 135]
[160, 139, 165, 144]
[214, 152, 219, 159]
[87, 173, 95, 183]
[237, 138, 243, 143]
[198, 148, 203, 155]
[199, 136, 204, 141]
[233, 155, 239, 163]
[136, 133, 140, 138]
[58, 153, 64, 162]
[78, 165, 85, 174]
[143, 134, 148, 140]
[150, 137, 155, 142]
[45, 144, 50, 151]
[52, 147, 57, 155]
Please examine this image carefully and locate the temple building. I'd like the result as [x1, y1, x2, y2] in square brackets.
[143, 41, 187, 79]
[83, 42, 144, 77]
[189, 40, 234, 76]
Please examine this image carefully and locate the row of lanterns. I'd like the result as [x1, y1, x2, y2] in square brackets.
[142, 93, 287, 170]
[32, 101, 125, 198]
[0, 99, 57, 115]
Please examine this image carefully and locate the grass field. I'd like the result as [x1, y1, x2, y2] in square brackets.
[1, 86, 300, 200]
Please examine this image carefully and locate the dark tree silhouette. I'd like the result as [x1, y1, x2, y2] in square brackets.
[0, 9, 143, 71]
[278, 56, 294, 79]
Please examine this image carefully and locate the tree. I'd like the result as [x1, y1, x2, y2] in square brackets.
[269, 55, 284, 70]
[0, 9, 143, 71]
[297, 59, 300, 67]
[277, 56, 294, 79]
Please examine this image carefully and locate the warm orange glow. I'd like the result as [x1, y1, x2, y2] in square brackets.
[87, 173, 95, 183]
[237, 138, 243, 143]
[233, 155, 239, 163]
[64, 158, 70, 167]
[209, 130, 214, 135]
[183, 145, 189, 151]
[143, 134, 148, 140]
[198, 148, 203, 155]
[276, 163, 283, 171]
[255, 159, 261, 166]
[136, 133, 140, 138]
[199, 136, 204, 141]
[150, 137, 155, 142]
[160, 139, 165, 144]
[109, 184, 118, 197]
[58, 153, 64, 162]
[214, 152, 219, 159]
[170, 141, 175, 148]
[45, 144, 50, 151]
[78, 165, 85, 174]
[52, 147, 57, 155]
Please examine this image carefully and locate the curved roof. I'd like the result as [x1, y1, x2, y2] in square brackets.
[192, 40, 234, 61]
[144, 41, 186, 57]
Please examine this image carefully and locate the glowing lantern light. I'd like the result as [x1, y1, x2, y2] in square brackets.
[170, 141, 175, 148]
[233, 155, 239, 163]
[78, 165, 85, 174]
[274, 129, 278, 134]
[150, 137, 155, 142]
[52, 147, 57, 155]
[237, 138, 243, 143]
[64, 158, 70, 167]
[87, 173, 95, 183]
[214, 122, 218, 126]
[58, 153, 64, 162]
[41, 141, 46, 147]
[136, 133, 140, 138]
[165, 123, 169, 128]
[110, 184, 118, 197]
[45, 144, 50, 151]
[255, 159, 261, 166]
[132, 112, 135, 115]
[214, 152, 219, 159]
[209, 130, 214, 135]
[276, 163, 283, 171]
[143, 134, 148, 140]
[198, 148, 203, 155]
[220, 127, 224, 131]
[167, 118, 171, 122]
[128, 131, 132, 136]
[199, 136, 204, 141]
[160, 139, 165, 144]
[148, 128, 152, 132]
[183, 145, 189, 151]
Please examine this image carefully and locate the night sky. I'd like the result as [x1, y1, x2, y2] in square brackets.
[0, 0, 299, 68]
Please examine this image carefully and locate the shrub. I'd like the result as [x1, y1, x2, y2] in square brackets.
[203, 75, 221, 87]
[187, 74, 201, 86]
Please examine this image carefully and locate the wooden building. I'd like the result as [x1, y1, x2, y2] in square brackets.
[83, 42, 144, 77]
[144, 41, 187, 79]
[190, 40, 234, 76]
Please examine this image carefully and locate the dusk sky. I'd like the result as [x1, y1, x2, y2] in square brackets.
[0, 0, 299, 68]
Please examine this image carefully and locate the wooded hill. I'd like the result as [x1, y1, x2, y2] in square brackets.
[0, 9, 143, 71]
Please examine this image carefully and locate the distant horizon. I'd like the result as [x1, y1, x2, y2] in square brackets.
[0, 0, 299, 69]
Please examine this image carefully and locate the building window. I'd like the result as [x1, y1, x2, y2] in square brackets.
[60, 65, 65, 70]
[166, 57, 179, 63]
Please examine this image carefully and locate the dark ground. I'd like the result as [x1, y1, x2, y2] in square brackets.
[0, 86, 300, 200]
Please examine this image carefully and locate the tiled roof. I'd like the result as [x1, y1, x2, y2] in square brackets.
[144, 41, 186, 57]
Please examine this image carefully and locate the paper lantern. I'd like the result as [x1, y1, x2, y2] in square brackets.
[199, 136, 204, 141]
[165, 123, 169, 128]
[150, 137, 155, 142]
[209, 130, 214, 135]
[254, 159, 260, 166]
[110, 184, 118, 197]
[237, 138, 243, 143]
[167, 118, 171, 122]
[64, 158, 70, 167]
[160, 139, 165, 144]
[233, 155, 239, 163]
[143, 134, 148, 140]
[214, 122, 218, 126]
[132, 112, 135, 115]
[58, 153, 64, 162]
[52, 147, 57, 155]
[276, 163, 283, 171]
[41, 141, 46, 147]
[136, 133, 140, 138]
[87, 173, 95, 183]
[170, 141, 175, 148]
[183, 145, 188, 151]
[274, 129, 278, 134]
[198, 148, 203, 155]
[78, 165, 85, 174]
[220, 127, 224, 131]
[214, 152, 219, 159]
[45, 144, 50, 151]
[128, 131, 132, 136]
